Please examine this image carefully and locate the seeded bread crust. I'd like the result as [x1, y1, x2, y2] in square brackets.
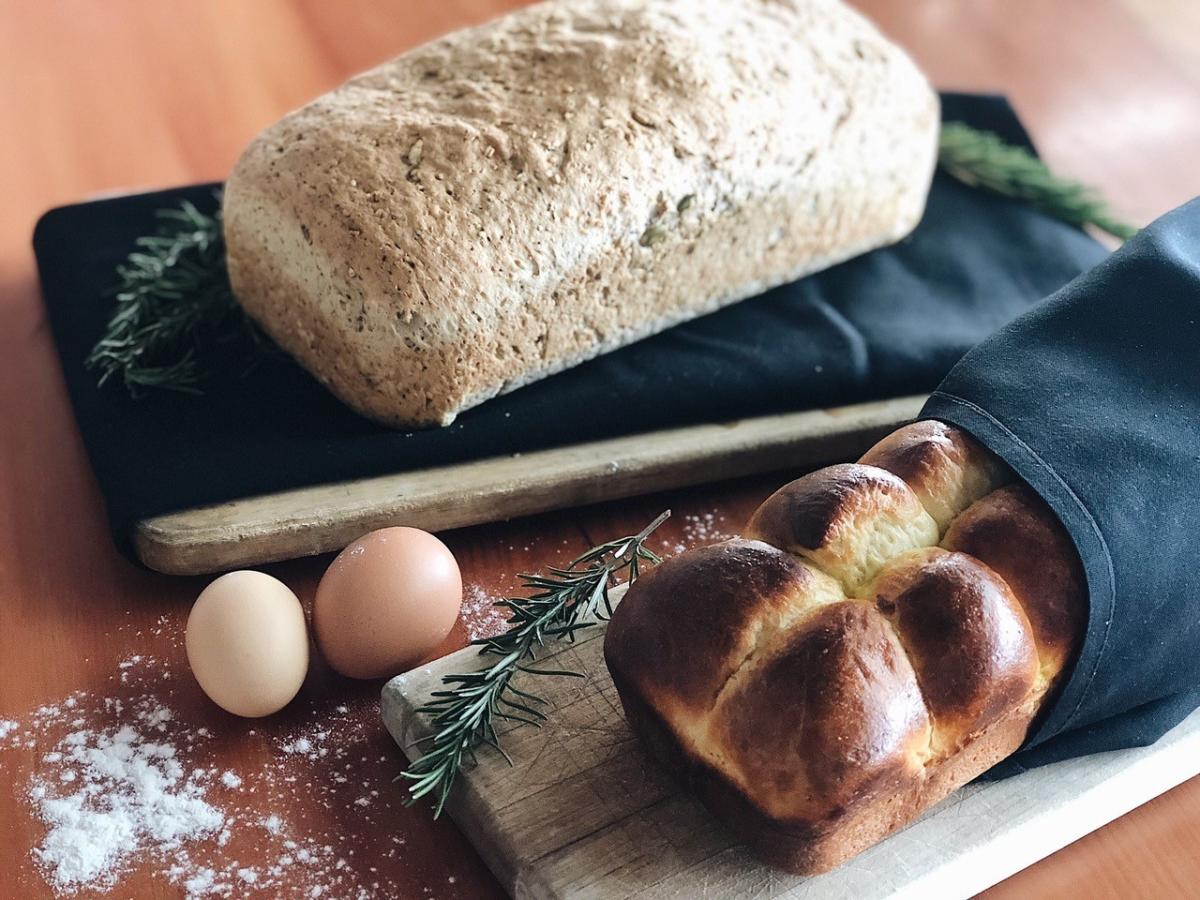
[223, 0, 939, 427]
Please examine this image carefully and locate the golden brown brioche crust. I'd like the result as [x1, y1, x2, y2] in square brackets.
[745, 464, 939, 594]
[859, 419, 1012, 533]
[612, 660, 1037, 873]
[603, 538, 843, 717]
[943, 483, 1087, 686]
[712, 600, 930, 816]
[604, 420, 1086, 874]
[868, 548, 1038, 753]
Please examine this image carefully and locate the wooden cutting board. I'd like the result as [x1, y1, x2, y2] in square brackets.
[134, 394, 924, 574]
[382, 584, 1200, 899]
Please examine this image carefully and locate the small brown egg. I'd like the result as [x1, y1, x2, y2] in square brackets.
[185, 571, 309, 718]
[314, 527, 462, 680]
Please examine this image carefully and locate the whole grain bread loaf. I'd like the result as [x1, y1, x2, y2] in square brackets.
[224, 0, 938, 427]
[604, 421, 1086, 873]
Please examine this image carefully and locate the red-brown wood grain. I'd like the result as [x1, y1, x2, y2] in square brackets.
[1, 1, 1198, 897]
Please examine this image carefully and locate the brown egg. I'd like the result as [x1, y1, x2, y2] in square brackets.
[185, 570, 310, 718]
[314, 527, 462, 679]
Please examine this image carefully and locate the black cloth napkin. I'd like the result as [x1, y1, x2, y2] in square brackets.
[35, 94, 1107, 559]
[924, 198, 1200, 775]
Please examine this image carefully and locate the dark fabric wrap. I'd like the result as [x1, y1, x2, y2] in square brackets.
[923, 198, 1200, 775]
[35, 94, 1106, 558]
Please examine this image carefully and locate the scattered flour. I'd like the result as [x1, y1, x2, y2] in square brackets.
[458, 584, 509, 641]
[180, 866, 219, 897]
[459, 517, 732, 643]
[2, 655, 410, 898]
[668, 510, 733, 554]
[28, 708, 225, 892]
[279, 735, 327, 760]
[282, 737, 311, 755]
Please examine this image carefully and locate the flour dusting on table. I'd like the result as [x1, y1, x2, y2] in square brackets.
[667, 510, 733, 554]
[29, 698, 223, 892]
[0, 654, 406, 897]
[458, 584, 508, 641]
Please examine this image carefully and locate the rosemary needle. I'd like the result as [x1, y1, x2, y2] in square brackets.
[937, 122, 1137, 241]
[399, 509, 671, 817]
[86, 190, 256, 395]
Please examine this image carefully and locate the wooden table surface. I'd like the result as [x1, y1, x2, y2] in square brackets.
[2, 1, 1199, 897]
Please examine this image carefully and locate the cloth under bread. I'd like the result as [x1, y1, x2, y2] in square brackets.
[35, 94, 1106, 559]
[923, 196, 1200, 775]
[225, 0, 940, 428]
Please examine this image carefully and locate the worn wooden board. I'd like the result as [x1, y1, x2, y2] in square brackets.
[134, 394, 924, 574]
[382, 584, 1200, 899]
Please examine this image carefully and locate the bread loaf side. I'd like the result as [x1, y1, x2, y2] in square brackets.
[223, 0, 938, 426]
[604, 421, 1086, 873]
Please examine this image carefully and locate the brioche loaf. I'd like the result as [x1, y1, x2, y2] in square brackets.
[604, 421, 1086, 873]
[223, 0, 939, 427]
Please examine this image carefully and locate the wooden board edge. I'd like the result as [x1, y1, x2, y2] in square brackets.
[890, 720, 1200, 900]
[380, 598, 1200, 900]
[134, 395, 926, 575]
[383, 680, 530, 892]
[380, 588, 629, 898]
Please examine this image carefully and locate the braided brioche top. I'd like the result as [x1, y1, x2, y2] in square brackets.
[605, 421, 1085, 832]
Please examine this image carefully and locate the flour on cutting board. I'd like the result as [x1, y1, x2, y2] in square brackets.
[0, 655, 404, 898]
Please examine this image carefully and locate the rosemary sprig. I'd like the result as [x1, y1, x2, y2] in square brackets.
[86, 190, 253, 394]
[399, 509, 671, 817]
[937, 122, 1137, 241]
